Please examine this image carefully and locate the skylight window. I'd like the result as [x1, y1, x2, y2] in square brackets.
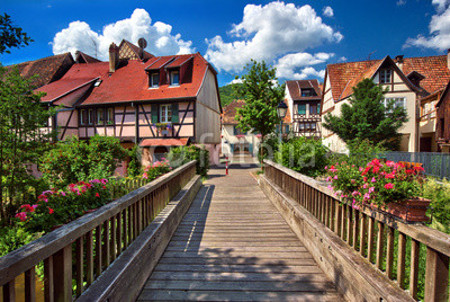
[94, 79, 102, 87]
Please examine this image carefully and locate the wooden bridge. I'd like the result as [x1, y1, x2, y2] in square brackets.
[0, 159, 449, 301]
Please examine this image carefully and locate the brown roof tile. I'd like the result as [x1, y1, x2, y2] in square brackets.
[286, 79, 322, 101]
[8, 53, 75, 88]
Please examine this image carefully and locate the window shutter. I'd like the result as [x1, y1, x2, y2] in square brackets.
[172, 103, 179, 123]
[151, 104, 159, 123]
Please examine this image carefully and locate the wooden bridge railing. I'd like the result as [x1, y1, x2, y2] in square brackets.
[264, 160, 450, 302]
[0, 160, 197, 302]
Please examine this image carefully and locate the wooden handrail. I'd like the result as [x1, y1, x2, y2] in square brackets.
[0, 160, 197, 301]
[264, 159, 450, 301]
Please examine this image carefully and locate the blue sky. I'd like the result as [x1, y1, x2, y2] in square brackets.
[1, 0, 449, 86]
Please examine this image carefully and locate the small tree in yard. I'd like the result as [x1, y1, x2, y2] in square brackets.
[234, 60, 285, 162]
[323, 78, 408, 150]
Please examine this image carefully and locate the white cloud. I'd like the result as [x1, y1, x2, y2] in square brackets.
[323, 6, 334, 17]
[229, 78, 243, 85]
[205, 2, 343, 72]
[338, 56, 347, 62]
[51, 9, 194, 60]
[404, 0, 450, 51]
[396, 0, 406, 6]
[275, 52, 333, 79]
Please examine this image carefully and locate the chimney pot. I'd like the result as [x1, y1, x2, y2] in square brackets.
[109, 43, 119, 73]
[395, 55, 404, 63]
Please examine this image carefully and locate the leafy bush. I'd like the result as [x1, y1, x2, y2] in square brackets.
[424, 179, 450, 234]
[40, 135, 128, 186]
[127, 145, 143, 177]
[167, 145, 210, 177]
[258, 133, 282, 162]
[347, 139, 387, 167]
[143, 160, 172, 181]
[0, 227, 41, 257]
[275, 137, 329, 177]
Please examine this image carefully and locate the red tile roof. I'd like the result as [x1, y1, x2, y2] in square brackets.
[75, 51, 101, 64]
[145, 56, 176, 70]
[139, 138, 188, 147]
[286, 79, 322, 101]
[36, 62, 109, 102]
[8, 53, 74, 88]
[327, 55, 450, 101]
[37, 52, 211, 105]
[222, 100, 245, 124]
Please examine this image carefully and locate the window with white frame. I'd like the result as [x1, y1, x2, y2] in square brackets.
[170, 70, 180, 86]
[150, 73, 159, 88]
[379, 69, 392, 84]
[160, 104, 172, 123]
[384, 97, 406, 112]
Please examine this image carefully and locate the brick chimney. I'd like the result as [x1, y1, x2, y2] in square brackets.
[447, 49, 450, 70]
[395, 55, 404, 71]
[109, 43, 119, 73]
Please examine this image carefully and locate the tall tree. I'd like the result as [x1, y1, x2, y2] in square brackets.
[323, 78, 408, 150]
[0, 67, 56, 221]
[0, 13, 32, 54]
[234, 60, 285, 161]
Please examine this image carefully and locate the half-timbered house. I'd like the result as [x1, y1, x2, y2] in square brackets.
[36, 39, 222, 168]
[436, 80, 450, 152]
[285, 79, 322, 137]
[321, 53, 450, 152]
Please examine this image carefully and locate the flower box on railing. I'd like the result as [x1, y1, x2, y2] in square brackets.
[369, 197, 431, 223]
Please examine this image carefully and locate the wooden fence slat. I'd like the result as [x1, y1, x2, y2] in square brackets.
[53, 245, 72, 302]
[75, 237, 84, 296]
[376, 222, 385, 269]
[386, 227, 395, 279]
[410, 239, 420, 299]
[44, 256, 53, 302]
[425, 247, 449, 301]
[367, 217, 375, 263]
[359, 214, 366, 256]
[95, 225, 102, 276]
[103, 220, 110, 268]
[111, 215, 117, 261]
[86, 231, 94, 286]
[397, 232, 406, 289]
[3, 279, 15, 302]
[24, 267, 36, 302]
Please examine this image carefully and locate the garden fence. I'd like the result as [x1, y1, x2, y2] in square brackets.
[378, 152, 450, 180]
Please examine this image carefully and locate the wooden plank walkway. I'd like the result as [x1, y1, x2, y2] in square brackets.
[137, 162, 343, 301]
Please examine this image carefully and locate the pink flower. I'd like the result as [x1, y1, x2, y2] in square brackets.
[384, 183, 394, 190]
[333, 175, 338, 180]
[364, 193, 371, 201]
[60, 191, 66, 196]
[359, 167, 363, 172]
[371, 177, 376, 183]
[48, 207, 54, 214]
[368, 187, 375, 194]
[101, 179, 108, 184]
[95, 193, 100, 198]
[143, 172, 148, 179]
[326, 176, 332, 182]
[386, 161, 395, 167]
[324, 166, 328, 170]
[352, 190, 360, 197]
[351, 179, 356, 184]
[32, 204, 38, 210]
[385, 173, 395, 179]
[15, 212, 27, 221]
[363, 183, 368, 189]
[327, 185, 334, 191]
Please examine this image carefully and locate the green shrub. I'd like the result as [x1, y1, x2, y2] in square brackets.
[167, 145, 209, 177]
[424, 178, 450, 234]
[258, 133, 282, 162]
[40, 135, 128, 186]
[0, 227, 41, 257]
[275, 137, 329, 177]
[127, 145, 143, 177]
[347, 139, 386, 167]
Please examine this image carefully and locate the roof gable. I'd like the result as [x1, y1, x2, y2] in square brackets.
[286, 79, 322, 101]
[118, 40, 154, 61]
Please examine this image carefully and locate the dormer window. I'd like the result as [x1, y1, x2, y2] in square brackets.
[301, 88, 316, 97]
[150, 73, 159, 88]
[380, 69, 392, 84]
[170, 70, 180, 86]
